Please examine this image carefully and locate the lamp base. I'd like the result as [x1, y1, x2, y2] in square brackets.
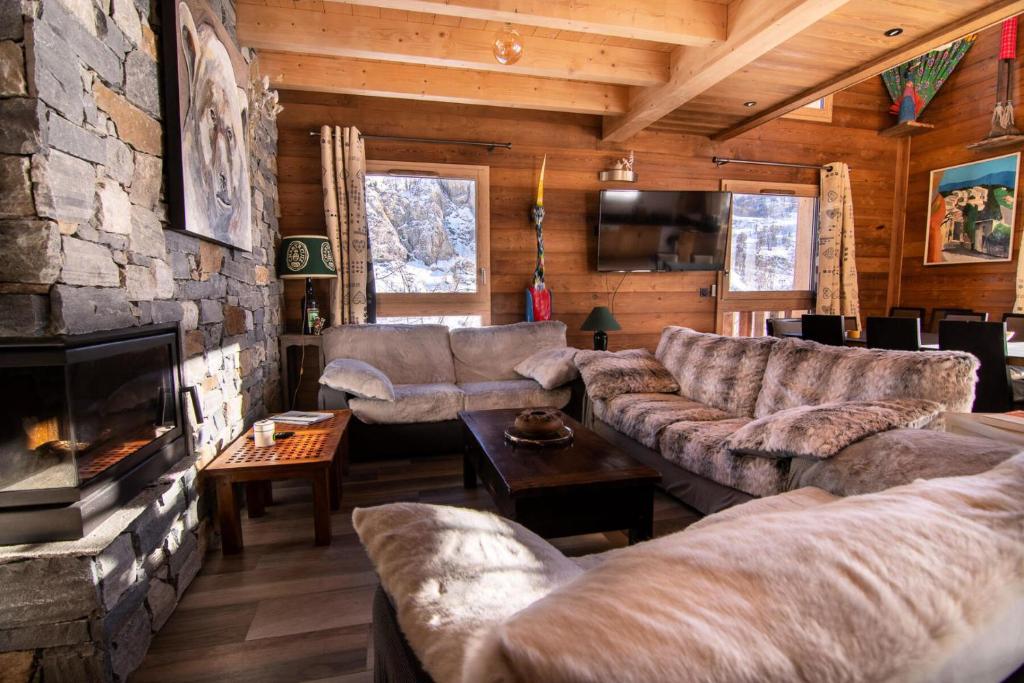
[592, 330, 608, 351]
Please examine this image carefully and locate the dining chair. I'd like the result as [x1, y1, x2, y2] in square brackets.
[866, 316, 921, 351]
[945, 312, 989, 323]
[938, 320, 1013, 413]
[801, 314, 845, 346]
[889, 306, 926, 320]
[929, 308, 976, 333]
[1002, 312, 1024, 340]
[766, 317, 802, 338]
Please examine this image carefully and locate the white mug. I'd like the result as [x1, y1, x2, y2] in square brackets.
[254, 420, 275, 448]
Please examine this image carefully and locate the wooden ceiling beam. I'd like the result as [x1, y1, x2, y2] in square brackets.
[714, 0, 1024, 141]
[238, 4, 669, 86]
[331, 0, 726, 46]
[258, 51, 629, 115]
[601, 0, 851, 143]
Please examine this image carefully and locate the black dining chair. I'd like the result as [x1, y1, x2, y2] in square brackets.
[766, 317, 802, 338]
[945, 312, 989, 323]
[801, 314, 845, 346]
[1003, 312, 1024, 341]
[889, 306, 926, 320]
[939, 320, 1013, 413]
[866, 316, 921, 351]
[929, 308, 976, 333]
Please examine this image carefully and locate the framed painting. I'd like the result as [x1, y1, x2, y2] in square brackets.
[924, 152, 1020, 266]
[160, 0, 252, 251]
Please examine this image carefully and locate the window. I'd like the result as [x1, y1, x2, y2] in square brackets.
[782, 95, 834, 123]
[717, 180, 819, 336]
[365, 161, 490, 324]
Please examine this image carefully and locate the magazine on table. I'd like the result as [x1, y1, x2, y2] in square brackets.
[272, 411, 333, 425]
[975, 410, 1024, 432]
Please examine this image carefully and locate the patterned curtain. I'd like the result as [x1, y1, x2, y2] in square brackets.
[320, 125, 376, 324]
[816, 163, 860, 329]
[881, 37, 975, 117]
[1014, 246, 1024, 312]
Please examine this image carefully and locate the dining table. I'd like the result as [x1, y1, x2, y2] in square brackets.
[783, 332, 1024, 367]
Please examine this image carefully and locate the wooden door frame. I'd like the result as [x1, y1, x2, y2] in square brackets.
[365, 160, 491, 323]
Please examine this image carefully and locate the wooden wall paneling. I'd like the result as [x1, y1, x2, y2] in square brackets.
[276, 77, 897, 351]
[898, 24, 1024, 321]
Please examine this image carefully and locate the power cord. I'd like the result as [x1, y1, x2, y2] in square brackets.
[609, 271, 629, 314]
[290, 343, 306, 410]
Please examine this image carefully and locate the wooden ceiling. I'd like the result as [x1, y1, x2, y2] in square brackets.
[240, 0, 1024, 141]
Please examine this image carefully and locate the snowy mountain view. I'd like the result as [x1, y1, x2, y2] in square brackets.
[365, 175, 478, 293]
[729, 194, 815, 292]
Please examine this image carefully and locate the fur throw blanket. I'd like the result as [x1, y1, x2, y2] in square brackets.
[464, 454, 1024, 682]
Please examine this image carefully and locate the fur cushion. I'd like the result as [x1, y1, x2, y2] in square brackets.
[463, 454, 1024, 683]
[595, 393, 730, 450]
[754, 337, 979, 417]
[450, 321, 566, 383]
[726, 399, 943, 460]
[656, 326, 777, 417]
[348, 383, 463, 424]
[459, 379, 570, 411]
[574, 349, 679, 401]
[321, 324, 456, 385]
[352, 502, 584, 683]
[319, 358, 396, 401]
[788, 427, 1024, 496]
[513, 347, 579, 390]
[658, 418, 790, 498]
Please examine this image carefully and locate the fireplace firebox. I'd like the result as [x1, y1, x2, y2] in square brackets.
[0, 323, 200, 544]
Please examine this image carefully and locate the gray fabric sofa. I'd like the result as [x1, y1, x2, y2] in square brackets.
[588, 326, 1021, 515]
[318, 321, 582, 457]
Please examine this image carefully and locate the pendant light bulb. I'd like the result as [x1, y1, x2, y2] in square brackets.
[493, 23, 524, 65]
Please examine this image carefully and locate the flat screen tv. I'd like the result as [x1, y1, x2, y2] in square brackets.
[597, 190, 732, 272]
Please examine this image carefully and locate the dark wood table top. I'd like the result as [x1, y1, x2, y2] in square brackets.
[206, 410, 351, 477]
[459, 409, 660, 497]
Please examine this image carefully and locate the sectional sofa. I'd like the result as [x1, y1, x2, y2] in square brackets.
[317, 321, 582, 456]
[586, 326, 1017, 514]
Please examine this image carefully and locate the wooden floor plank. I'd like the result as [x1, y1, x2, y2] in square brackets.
[134, 453, 700, 681]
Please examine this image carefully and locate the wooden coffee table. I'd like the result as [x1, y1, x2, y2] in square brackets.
[460, 409, 661, 544]
[205, 410, 351, 553]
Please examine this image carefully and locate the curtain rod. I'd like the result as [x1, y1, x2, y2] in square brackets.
[308, 131, 512, 151]
[712, 156, 834, 172]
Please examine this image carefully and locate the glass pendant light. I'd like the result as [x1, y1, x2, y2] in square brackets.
[493, 23, 524, 65]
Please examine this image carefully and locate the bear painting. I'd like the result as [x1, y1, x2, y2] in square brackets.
[163, 0, 252, 251]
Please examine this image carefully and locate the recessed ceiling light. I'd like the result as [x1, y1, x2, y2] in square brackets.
[743, 101, 757, 108]
[884, 27, 903, 37]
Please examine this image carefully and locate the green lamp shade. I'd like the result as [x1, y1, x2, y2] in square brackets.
[580, 306, 621, 332]
[277, 235, 337, 279]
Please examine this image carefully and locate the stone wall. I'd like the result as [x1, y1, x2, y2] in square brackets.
[0, 0, 283, 680]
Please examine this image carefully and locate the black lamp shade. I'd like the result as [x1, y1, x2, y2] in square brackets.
[581, 306, 621, 332]
[277, 235, 337, 279]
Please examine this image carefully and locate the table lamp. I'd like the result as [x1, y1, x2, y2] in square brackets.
[581, 306, 620, 350]
[277, 235, 337, 334]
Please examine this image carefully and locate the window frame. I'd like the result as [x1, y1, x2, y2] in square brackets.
[782, 95, 834, 123]
[718, 179, 819, 317]
[365, 160, 491, 324]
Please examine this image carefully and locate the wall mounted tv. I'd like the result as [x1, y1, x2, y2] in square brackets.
[597, 190, 732, 272]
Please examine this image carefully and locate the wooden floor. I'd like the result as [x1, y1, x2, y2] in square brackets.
[133, 453, 701, 682]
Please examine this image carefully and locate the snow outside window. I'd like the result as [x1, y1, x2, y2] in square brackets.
[728, 193, 817, 293]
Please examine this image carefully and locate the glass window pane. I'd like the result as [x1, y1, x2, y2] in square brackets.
[365, 175, 477, 294]
[729, 194, 817, 292]
[377, 315, 482, 329]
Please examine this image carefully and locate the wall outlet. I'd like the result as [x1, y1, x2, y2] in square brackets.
[698, 287, 710, 298]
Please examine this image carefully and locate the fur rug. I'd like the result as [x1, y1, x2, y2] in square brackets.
[464, 454, 1024, 683]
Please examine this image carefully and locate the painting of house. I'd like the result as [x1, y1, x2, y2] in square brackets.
[924, 152, 1020, 265]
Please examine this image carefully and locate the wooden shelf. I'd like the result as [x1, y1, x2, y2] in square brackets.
[878, 120, 936, 138]
[966, 134, 1024, 152]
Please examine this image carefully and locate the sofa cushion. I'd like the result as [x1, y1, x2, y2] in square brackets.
[349, 383, 463, 424]
[464, 454, 1024, 683]
[459, 380, 571, 412]
[787, 427, 1024, 497]
[352, 502, 584, 683]
[659, 418, 790, 498]
[726, 399, 943, 461]
[656, 326, 777, 417]
[593, 393, 730, 450]
[754, 337, 978, 417]
[575, 349, 679, 401]
[513, 347, 579, 390]
[450, 321, 566, 383]
[321, 324, 456, 385]
[319, 358, 396, 401]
